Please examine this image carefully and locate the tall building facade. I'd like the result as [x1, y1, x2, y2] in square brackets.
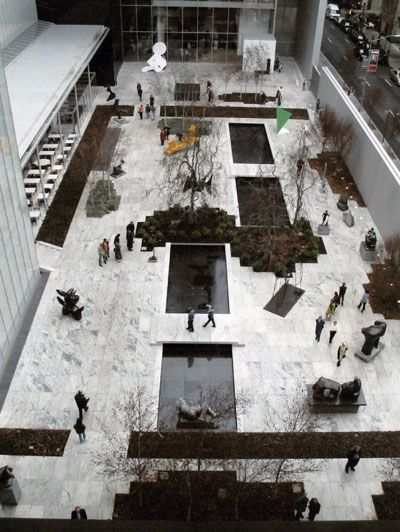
[0, 44, 40, 375]
[380, 0, 400, 34]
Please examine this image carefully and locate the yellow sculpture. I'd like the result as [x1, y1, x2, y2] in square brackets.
[164, 123, 198, 155]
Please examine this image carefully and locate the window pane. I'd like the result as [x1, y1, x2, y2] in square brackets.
[198, 33, 212, 61]
[168, 7, 182, 32]
[137, 6, 152, 32]
[227, 33, 239, 63]
[123, 32, 138, 61]
[213, 8, 228, 34]
[137, 33, 153, 60]
[153, 7, 167, 43]
[122, 6, 136, 32]
[212, 34, 227, 62]
[198, 7, 213, 33]
[167, 33, 183, 61]
[183, 33, 197, 61]
[228, 8, 239, 33]
[183, 7, 198, 32]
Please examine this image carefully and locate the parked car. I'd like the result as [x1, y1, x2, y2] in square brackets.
[340, 19, 353, 33]
[326, 3, 340, 21]
[354, 45, 369, 61]
[378, 50, 389, 67]
[390, 68, 400, 86]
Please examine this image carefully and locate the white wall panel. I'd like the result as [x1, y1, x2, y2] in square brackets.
[0, 0, 38, 49]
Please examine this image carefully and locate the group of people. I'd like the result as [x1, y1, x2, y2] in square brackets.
[73, 390, 89, 444]
[137, 84, 156, 120]
[98, 222, 135, 266]
[187, 305, 216, 332]
[160, 126, 171, 146]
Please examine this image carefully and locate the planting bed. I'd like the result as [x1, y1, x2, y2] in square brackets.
[373, 482, 400, 520]
[364, 263, 400, 320]
[166, 244, 229, 313]
[36, 105, 134, 247]
[0, 428, 69, 456]
[219, 93, 275, 104]
[129, 430, 400, 459]
[113, 471, 298, 521]
[158, 344, 236, 431]
[235, 177, 289, 226]
[229, 125, 273, 165]
[160, 105, 308, 120]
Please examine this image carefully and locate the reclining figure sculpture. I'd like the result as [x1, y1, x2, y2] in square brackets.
[177, 397, 217, 423]
[312, 376, 362, 403]
[361, 320, 386, 355]
[56, 289, 84, 321]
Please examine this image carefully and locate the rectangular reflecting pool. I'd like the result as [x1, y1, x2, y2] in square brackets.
[166, 244, 229, 313]
[158, 344, 236, 431]
[229, 123, 274, 164]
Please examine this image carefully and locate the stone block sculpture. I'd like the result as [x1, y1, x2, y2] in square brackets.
[361, 320, 387, 355]
[312, 376, 363, 403]
[56, 289, 84, 321]
[337, 194, 349, 211]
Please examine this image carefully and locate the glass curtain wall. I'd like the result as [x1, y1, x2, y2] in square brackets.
[120, 1, 275, 63]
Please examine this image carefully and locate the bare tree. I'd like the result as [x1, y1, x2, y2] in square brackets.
[319, 108, 355, 157]
[92, 384, 157, 507]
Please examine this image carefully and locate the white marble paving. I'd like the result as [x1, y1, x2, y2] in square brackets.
[0, 60, 399, 520]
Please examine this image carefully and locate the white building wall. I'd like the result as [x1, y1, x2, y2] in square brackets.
[0, 0, 38, 49]
[0, 49, 39, 375]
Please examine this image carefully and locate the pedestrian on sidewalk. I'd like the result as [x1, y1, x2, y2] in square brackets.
[203, 305, 216, 328]
[126, 221, 135, 251]
[114, 234, 122, 262]
[187, 307, 195, 332]
[332, 291, 340, 311]
[137, 83, 143, 102]
[71, 506, 87, 519]
[145, 104, 150, 119]
[345, 445, 361, 473]
[337, 341, 348, 367]
[295, 495, 309, 520]
[325, 299, 336, 321]
[98, 242, 106, 267]
[138, 104, 144, 120]
[315, 316, 325, 342]
[160, 128, 166, 146]
[357, 290, 369, 312]
[149, 94, 155, 106]
[278, 64, 283, 73]
[307, 498, 321, 521]
[74, 417, 87, 443]
[315, 98, 321, 113]
[74, 391, 89, 418]
[302, 79, 306, 91]
[339, 282, 347, 306]
[102, 238, 109, 263]
[150, 105, 156, 121]
[329, 320, 338, 344]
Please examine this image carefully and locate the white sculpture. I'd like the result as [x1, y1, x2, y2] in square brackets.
[142, 42, 167, 73]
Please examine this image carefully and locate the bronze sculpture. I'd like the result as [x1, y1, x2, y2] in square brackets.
[0, 466, 15, 489]
[340, 378, 361, 402]
[361, 320, 386, 355]
[365, 228, 377, 250]
[312, 376, 362, 403]
[56, 289, 84, 321]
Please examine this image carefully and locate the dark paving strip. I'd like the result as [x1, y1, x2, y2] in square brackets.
[92, 128, 121, 171]
[129, 431, 400, 459]
[0, 270, 49, 411]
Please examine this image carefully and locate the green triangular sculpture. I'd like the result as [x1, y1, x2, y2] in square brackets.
[276, 108, 292, 133]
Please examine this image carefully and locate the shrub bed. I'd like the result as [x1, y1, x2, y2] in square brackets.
[218, 93, 276, 104]
[136, 206, 320, 275]
[373, 482, 400, 520]
[365, 262, 400, 319]
[128, 431, 400, 459]
[160, 105, 308, 120]
[308, 152, 365, 207]
[0, 428, 70, 456]
[36, 105, 133, 247]
[86, 180, 121, 218]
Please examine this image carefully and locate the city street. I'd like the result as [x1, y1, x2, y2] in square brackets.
[322, 18, 400, 157]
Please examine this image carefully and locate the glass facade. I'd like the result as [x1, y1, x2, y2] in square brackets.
[120, 1, 275, 62]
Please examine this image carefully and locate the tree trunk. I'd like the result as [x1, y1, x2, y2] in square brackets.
[274, 459, 285, 482]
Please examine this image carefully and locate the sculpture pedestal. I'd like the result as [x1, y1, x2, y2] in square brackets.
[0, 479, 21, 505]
[359, 241, 377, 262]
[343, 211, 354, 227]
[355, 341, 385, 363]
[318, 224, 330, 235]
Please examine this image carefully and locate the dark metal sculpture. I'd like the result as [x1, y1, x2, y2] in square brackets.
[340, 378, 362, 402]
[364, 227, 377, 250]
[361, 320, 386, 355]
[337, 194, 349, 211]
[56, 289, 84, 321]
[0, 466, 15, 489]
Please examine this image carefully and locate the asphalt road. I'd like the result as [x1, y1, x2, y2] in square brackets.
[321, 18, 400, 156]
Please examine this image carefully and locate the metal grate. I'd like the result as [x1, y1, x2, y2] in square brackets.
[2, 20, 54, 67]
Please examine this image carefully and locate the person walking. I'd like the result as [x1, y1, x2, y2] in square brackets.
[357, 290, 369, 312]
[145, 104, 150, 119]
[71, 506, 87, 519]
[150, 105, 156, 121]
[329, 321, 338, 344]
[74, 417, 87, 443]
[126, 221, 135, 251]
[74, 391, 89, 419]
[337, 341, 348, 367]
[187, 307, 195, 332]
[332, 291, 340, 311]
[101, 239, 109, 264]
[137, 83, 142, 102]
[315, 316, 325, 342]
[339, 282, 347, 306]
[160, 128, 166, 146]
[345, 445, 361, 473]
[138, 104, 144, 120]
[307, 498, 321, 521]
[325, 299, 336, 321]
[114, 234, 122, 262]
[203, 305, 216, 328]
[98, 242, 106, 267]
[149, 94, 154, 106]
[295, 495, 309, 520]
